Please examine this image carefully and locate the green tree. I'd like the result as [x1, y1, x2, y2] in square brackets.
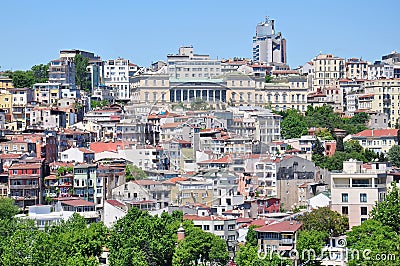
[336, 136, 344, 152]
[245, 225, 259, 247]
[344, 140, 363, 154]
[280, 109, 308, 139]
[264, 75, 273, 83]
[315, 128, 334, 140]
[0, 197, 19, 220]
[125, 165, 147, 181]
[296, 229, 329, 265]
[346, 219, 400, 266]
[31, 64, 49, 83]
[298, 207, 348, 237]
[108, 208, 184, 266]
[74, 54, 90, 92]
[371, 183, 400, 232]
[312, 138, 325, 156]
[235, 244, 288, 266]
[387, 145, 400, 167]
[11, 70, 34, 88]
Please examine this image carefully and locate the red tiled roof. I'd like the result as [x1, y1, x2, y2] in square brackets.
[255, 220, 302, 233]
[160, 122, 183, 129]
[0, 154, 24, 159]
[61, 199, 96, 207]
[236, 217, 253, 223]
[90, 141, 135, 153]
[197, 155, 232, 164]
[162, 177, 189, 184]
[106, 200, 125, 208]
[9, 163, 42, 170]
[353, 129, 398, 138]
[78, 148, 95, 154]
[358, 94, 374, 99]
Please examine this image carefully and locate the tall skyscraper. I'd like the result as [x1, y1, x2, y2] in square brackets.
[252, 17, 286, 64]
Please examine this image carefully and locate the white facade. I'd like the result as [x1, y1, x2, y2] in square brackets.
[252, 17, 286, 64]
[103, 58, 137, 100]
[103, 200, 127, 228]
[167, 46, 222, 79]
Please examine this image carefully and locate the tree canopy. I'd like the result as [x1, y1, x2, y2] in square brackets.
[279, 105, 369, 140]
[10, 64, 48, 88]
[125, 164, 148, 181]
[298, 207, 348, 237]
[387, 145, 400, 167]
[74, 54, 91, 92]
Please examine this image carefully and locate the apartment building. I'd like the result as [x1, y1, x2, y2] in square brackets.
[363, 79, 400, 127]
[48, 58, 75, 86]
[9, 160, 48, 209]
[183, 214, 237, 242]
[255, 220, 302, 256]
[330, 160, 388, 228]
[312, 54, 345, 91]
[368, 61, 394, 80]
[345, 58, 368, 80]
[73, 163, 102, 207]
[103, 58, 137, 101]
[347, 129, 398, 154]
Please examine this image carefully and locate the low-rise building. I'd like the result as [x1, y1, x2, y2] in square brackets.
[255, 220, 302, 256]
[348, 128, 398, 154]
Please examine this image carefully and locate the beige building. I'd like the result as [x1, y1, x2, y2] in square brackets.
[347, 129, 398, 154]
[364, 79, 400, 127]
[312, 54, 345, 92]
[0, 76, 13, 90]
[330, 160, 388, 228]
[345, 58, 368, 80]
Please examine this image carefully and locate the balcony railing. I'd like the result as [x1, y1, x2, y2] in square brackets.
[280, 239, 294, 245]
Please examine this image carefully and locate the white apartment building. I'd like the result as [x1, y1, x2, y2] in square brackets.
[345, 58, 368, 80]
[330, 160, 388, 228]
[368, 61, 394, 80]
[103, 58, 138, 101]
[252, 17, 286, 64]
[167, 46, 222, 80]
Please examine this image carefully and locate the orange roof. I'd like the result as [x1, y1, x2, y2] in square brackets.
[162, 177, 189, 184]
[160, 122, 182, 129]
[358, 94, 374, 99]
[61, 199, 96, 207]
[90, 141, 135, 153]
[0, 154, 24, 159]
[106, 200, 125, 208]
[353, 129, 398, 138]
[255, 220, 302, 233]
[78, 148, 95, 154]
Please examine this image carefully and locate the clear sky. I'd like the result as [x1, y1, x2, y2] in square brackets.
[1, 0, 399, 70]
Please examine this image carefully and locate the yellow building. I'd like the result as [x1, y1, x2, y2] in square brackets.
[364, 79, 400, 127]
[0, 76, 14, 90]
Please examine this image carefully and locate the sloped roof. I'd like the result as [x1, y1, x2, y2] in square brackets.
[255, 220, 302, 233]
[353, 129, 398, 138]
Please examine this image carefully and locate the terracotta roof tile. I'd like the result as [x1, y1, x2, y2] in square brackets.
[353, 129, 398, 138]
[255, 220, 302, 233]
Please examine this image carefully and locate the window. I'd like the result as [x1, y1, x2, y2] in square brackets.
[203, 225, 210, 230]
[341, 193, 348, 202]
[214, 225, 224, 231]
[360, 193, 367, 202]
[342, 206, 348, 215]
[361, 207, 368, 215]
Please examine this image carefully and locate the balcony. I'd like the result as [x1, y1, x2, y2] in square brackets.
[10, 185, 39, 190]
[280, 238, 294, 245]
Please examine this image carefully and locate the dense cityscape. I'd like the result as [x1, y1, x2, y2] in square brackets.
[0, 16, 399, 266]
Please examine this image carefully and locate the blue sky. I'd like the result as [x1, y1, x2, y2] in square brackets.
[1, 0, 399, 70]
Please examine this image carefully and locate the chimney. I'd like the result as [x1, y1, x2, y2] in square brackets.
[177, 223, 185, 241]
